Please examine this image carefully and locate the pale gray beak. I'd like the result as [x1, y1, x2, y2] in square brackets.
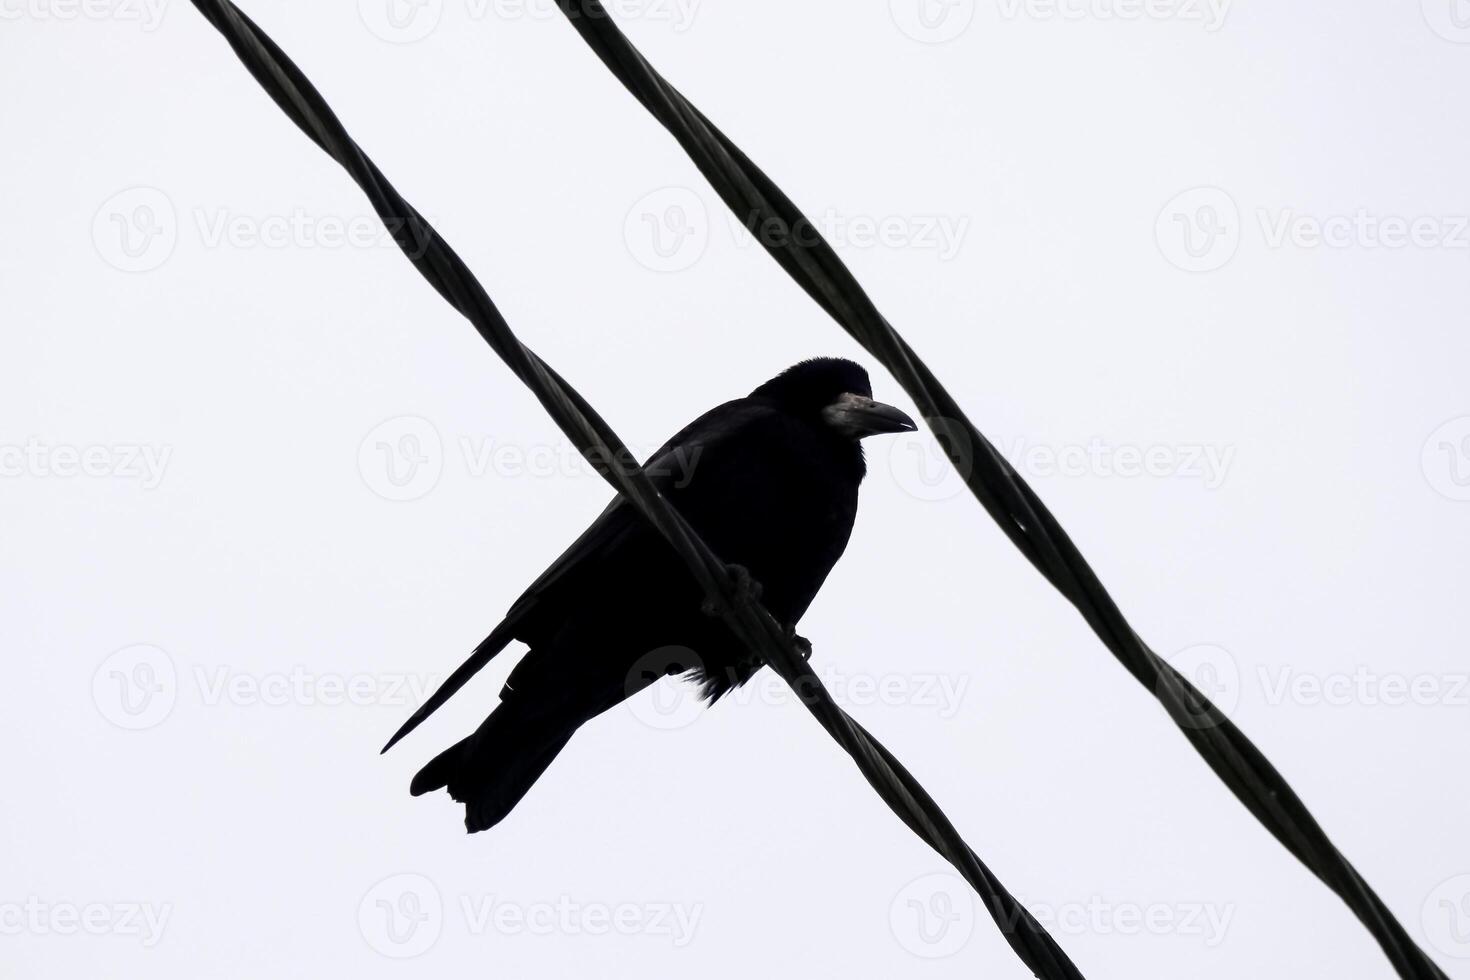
[822, 392, 919, 439]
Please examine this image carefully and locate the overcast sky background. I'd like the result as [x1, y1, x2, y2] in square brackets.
[3, 1, 1469, 977]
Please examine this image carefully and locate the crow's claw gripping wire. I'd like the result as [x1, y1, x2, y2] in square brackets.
[787, 630, 813, 662]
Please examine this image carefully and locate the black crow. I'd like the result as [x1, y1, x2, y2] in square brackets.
[383, 358, 916, 832]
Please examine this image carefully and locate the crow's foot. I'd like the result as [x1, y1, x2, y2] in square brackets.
[787, 631, 814, 662]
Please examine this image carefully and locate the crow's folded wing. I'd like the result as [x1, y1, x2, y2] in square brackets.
[382, 398, 774, 752]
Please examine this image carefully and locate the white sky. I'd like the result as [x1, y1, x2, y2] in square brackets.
[2, 1, 1468, 977]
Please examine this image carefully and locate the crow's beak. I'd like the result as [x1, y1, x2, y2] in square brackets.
[823, 393, 920, 439]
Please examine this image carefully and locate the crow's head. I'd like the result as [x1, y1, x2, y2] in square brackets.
[752, 358, 918, 440]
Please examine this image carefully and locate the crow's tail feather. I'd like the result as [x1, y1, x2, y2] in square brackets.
[410, 701, 576, 834]
[381, 618, 518, 754]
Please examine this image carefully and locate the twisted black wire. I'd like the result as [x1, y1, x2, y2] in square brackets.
[184, 2, 1085, 976]
[546, 3, 1448, 978]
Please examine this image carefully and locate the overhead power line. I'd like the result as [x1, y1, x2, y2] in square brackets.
[183, 3, 1448, 978]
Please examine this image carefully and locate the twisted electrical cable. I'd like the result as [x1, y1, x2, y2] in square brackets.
[545, 3, 1448, 977]
[186, 2, 1086, 976]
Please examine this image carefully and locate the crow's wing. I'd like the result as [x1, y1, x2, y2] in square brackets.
[381, 398, 773, 752]
[503, 397, 773, 631]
